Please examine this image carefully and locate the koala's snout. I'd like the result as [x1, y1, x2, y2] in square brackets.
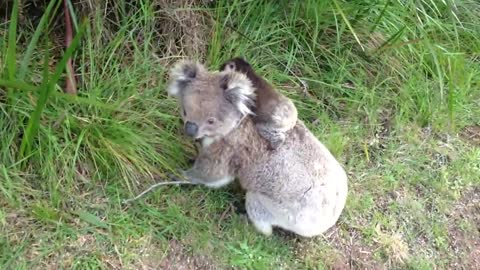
[184, 121, 199, 137]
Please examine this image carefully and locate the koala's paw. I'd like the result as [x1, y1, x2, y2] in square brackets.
[257, 126, 286, 150]
[167, 171, 184, 182]
[168, 169, 197, 183]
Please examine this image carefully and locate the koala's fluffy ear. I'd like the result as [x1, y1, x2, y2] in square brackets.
[167, 60, 205, 97]
[222, 72, 256, 116]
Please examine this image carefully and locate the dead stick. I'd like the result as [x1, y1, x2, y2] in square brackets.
[64, 0, 77, 94]
[122, 181, 195, 204]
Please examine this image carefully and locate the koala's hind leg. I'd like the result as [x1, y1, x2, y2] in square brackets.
[255, 97, 298, 150]
[256, 123, 286, 150]
[245, 192, 275, 236]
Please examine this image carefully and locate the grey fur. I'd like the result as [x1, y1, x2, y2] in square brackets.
[167, 60, 348, 237]
[219, 57, 298, 150]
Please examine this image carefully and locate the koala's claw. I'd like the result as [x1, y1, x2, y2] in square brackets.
[268, 139, 283, 150]
[268, 134, 285, 150]
[171, 169, 204, 185]
[257, 127, 286, 151]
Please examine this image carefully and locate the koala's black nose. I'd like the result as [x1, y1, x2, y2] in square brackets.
[184, 121, 198, 137]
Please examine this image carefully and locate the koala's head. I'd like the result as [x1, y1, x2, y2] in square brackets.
[219, 56, 252, 74]
[167, 60, 256, 141]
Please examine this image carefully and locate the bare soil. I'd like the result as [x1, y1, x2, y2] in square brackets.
[447, 187, 480, 269]
[460, 125, 480, 146]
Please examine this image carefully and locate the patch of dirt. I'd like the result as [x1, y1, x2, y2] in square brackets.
[293, 225, 386, 270]
[446, 187, 480, 269]
[376, 108, 394, 142]
[20, 230, 220, 270]
[346, 108, 396, 167]
[24, 232, 123, 270]
[330, 227, 386, 270]
[469, 247, 480, 269]
[460, 125, 480, 146]
[373, 225, 409, 265]
[143, 239, 220, 270]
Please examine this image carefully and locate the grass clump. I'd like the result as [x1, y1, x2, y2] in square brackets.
[1, 0, 479, 269]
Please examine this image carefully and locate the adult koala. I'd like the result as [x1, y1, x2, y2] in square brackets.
[166, 60, 348, 237]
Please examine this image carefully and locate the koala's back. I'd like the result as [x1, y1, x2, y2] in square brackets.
[239, 120, 345, 192]
[206, 117, 348, 236]
[237, 120, 348, 232]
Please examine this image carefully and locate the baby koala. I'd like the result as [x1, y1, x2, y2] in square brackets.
[166, 60, 348, 237]
[219, 57, 298, 150]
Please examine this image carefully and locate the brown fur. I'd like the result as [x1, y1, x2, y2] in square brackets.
[219, 57, 298, 149]
[219, 58, 281, 123]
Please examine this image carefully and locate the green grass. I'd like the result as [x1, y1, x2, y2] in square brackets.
[1, 0, 480, 269]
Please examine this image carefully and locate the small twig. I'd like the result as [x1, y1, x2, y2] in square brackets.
[122, 180, 195, 204]
[217, 202, 235, 229]
[300, 79, 309, 98]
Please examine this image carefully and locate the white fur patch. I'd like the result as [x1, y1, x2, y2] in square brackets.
[170, 60, 202, 80]
[251, 220, 273, 236]
[205, 175, 234, 188]
[201, 137, 215, 148]
[313, 161, 324, 172]
[223, 63, 235, 72]
[167, 59, 205, 97]
[166, 81, 180, 96]
[226, 72, 256, 116]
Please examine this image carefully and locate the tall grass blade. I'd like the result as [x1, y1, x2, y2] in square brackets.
[0, 79, 135, 113]
[19, 40, 51, 160]
[5, 0, 19, 81]
[332, 0, 365, 51]
[48, 19, 87, 89]
[18, 0, 60, 80]
[67, 0, 79, 31]
[427, 42, 445, 102]
[373, 26, 407, 54]
[0, 79, 37, 92]
[370, 0, 391, 33]
[18, 20, 88, 160]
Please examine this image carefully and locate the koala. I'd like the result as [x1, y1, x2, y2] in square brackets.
[166, 60, 348, 237]
[219, 57, 298, 150]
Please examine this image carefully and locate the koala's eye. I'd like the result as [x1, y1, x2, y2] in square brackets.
[183, 109, 187, 116]
[229, 63, 235, 70]
[207, 118, 216, 125]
